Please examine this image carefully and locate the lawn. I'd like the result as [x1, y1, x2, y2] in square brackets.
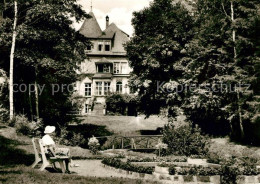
[0, 166, 159, 184]
[75, 115, 181, 135]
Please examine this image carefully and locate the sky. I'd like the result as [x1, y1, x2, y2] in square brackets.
[74, 0, 153, 36]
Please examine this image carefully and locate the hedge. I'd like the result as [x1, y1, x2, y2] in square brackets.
[102, 158, 154, 174]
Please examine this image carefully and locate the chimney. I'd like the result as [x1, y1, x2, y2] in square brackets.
[106, 15, 109, 28]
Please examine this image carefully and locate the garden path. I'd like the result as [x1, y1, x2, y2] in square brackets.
[70, 160, 140, 179]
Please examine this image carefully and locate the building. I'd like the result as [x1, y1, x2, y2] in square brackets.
[75, 12, 131, 115]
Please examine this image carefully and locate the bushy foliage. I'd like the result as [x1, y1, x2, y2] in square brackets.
[88, 136, 100, 155]
[56, 126, 86, 147]
[11, 115, 43, 136]
[168, 156, 259, 181]
[102, 158, 154, 174]
[220, 156, 259, 184]
[0, 105, 8, 123]
[126, 0, 260, 143]
[0, 0, 90, 125]
[207, 152, 221, 164]
[162, 123, 209, 157]
[169, 165, 222, 176]
[106, 93, 138, 116]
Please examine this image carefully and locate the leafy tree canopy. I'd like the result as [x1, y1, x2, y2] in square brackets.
[0, 0, 91, 125]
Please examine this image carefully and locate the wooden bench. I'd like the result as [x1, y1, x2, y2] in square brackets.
[31, 138, 69, 173]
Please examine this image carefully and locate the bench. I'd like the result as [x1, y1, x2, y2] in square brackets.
[31, 138, 69, 173]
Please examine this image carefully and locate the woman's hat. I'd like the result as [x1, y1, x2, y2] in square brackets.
[44, 126, 56, 134]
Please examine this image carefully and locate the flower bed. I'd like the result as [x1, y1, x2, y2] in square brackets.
[154, 163, 260, 184]
[169, 165, 222, 176]
[102, 158, 154, 174]
[154, 165, 221, 183]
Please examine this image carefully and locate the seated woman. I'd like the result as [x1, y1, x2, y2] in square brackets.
[42, 125, 71, 173]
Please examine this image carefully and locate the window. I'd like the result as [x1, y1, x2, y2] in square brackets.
[97, 65, 103, 73]
[85, 83, 91, 97]
[105, 41, 110, 51]
[103, 64, 110, 73]
[86, 45, 91, 51]
[98, 42, 103, 51]
[97, 64, 110, 73]
[104, 82, 111, 95]
[95, 82, 102, 96]
[114, 62, 120, 74]
[121, 62, 127, 74]
[116, 82, 122, 93]
[114, 62, 128, 74]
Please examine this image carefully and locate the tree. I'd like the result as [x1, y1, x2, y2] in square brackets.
[126, 0, 195, 117]
[9, 0, 17, 119]
[0, 0, 90, 125]
[183, 0, 260, 141]
[127, 0, 260, 143]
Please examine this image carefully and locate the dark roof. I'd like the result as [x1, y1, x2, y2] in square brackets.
[79, 12, 129, 39]
[98, 23, 129, 39]
[92, 73, 112, 79]
[79, 12, 102, 38]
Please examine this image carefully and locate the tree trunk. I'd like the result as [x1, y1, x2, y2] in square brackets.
[28, 90, 33, 121]
[231, 1, 244, 139]
[9, 0, 18, 120]
[35, 72, 39, 120]
[231, 1, 237, 59]
[237, 91, 244, 138]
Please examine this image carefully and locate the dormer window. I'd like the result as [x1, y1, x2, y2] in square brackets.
[105, 41, 110, 51]
[97, 64, 111, 73]
[86, 45, 91, 51]
[103, 64, 110, 73]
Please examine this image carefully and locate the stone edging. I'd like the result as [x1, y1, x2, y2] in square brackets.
[102, 164, 260, 184]
[154, 166, 220, 184]
[237, 175, 260, 184]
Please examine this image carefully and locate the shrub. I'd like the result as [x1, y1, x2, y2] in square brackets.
[106, 93, 138, 116]
[220, 156, 259, 184]
[11, 115, 43, 136]
[207, 152, 221, 164]
[169, 166, 176, 175]
[56, 126, 87, 147]
[102, 158, 154, 174]
[88, 136, 100, 155]
[0, 105, 8, 123]
[15, 116, 31, 135]
[168, 165, 222, 176]
[162, 123, 209, 157]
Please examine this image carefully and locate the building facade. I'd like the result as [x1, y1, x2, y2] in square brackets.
[76, 12, 131, 115]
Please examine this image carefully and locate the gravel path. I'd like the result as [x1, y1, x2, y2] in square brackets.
[70, 160, 139, 179]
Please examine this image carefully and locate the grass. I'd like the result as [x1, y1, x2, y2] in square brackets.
[0, 135, 34, 167]
[0, 166, 159, 184]
[76, 115, 169, 135]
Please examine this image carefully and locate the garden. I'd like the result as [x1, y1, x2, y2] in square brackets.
[2, 114, 260, 184]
